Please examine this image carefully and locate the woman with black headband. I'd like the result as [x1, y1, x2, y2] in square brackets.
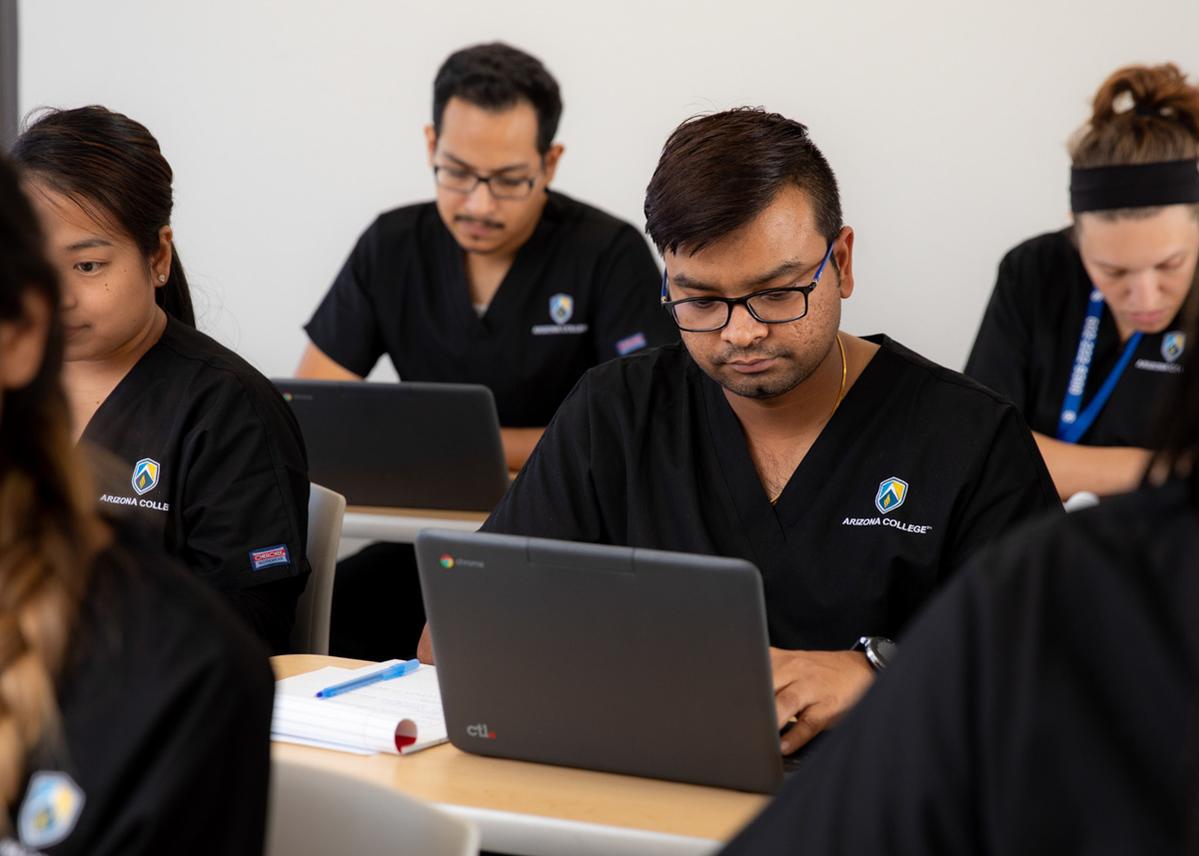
[966, 63, 1199, 500]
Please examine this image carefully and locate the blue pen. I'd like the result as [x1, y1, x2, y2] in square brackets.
[314, 659, 421, 699]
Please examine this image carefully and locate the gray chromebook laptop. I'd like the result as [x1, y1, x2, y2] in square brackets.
[272, 380, 509, 511]
[415, 530, 784, 794]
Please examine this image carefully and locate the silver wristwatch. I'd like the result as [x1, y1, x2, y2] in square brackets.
[852, 636, 897, 671]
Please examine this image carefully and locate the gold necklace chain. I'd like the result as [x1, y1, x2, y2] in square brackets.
[829, 333, 847, 422]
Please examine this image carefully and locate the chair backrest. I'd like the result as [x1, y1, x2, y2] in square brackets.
[265, 757, 478, 856]
[292, 483, 346, 654]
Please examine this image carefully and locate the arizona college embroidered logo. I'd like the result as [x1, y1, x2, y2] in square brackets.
[1162, 330, 1186, 364]
[549, 293, 574, 325]
[131, 458, 161, 496]
[875, 477, 909, 514]
[18, 771, 85, 849]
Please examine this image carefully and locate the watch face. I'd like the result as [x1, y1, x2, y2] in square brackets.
[873, 638, 897, 669]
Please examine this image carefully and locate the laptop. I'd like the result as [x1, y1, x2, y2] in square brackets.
[272, 379, 509, 510]
[415, 529, 784, 793]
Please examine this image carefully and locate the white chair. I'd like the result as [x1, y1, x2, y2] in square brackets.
[291, 483, 346, 654]
[265, 758, 478, 856]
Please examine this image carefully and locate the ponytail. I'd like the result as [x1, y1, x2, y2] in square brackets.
[0, 439, 98, 816]
[156, 242, 195, 327]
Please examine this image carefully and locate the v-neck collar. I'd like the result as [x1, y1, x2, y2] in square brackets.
[438, 191, 563, 334]
[700, 335, 901, 542]
[79, 318, 173, 444]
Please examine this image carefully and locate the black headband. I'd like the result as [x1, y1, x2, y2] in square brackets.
[1070, 158, 1199, 213]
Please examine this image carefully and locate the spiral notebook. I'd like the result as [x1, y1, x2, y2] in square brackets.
[272, 660, 448, 755]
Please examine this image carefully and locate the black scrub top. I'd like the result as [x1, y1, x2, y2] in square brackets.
[483, 337, 1061, 649]
[966, 229, 1185, 447]
[303, 190, 679, 427]
[720, 479, 1199, 854]
[4, 524, 273, 856]
[80, 317, 310, 653]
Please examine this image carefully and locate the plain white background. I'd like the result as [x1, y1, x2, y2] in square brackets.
[16, 0, 1199, 377]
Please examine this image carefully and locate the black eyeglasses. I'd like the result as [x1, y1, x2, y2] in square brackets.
[433, 165, 537, 200]
[660, 242, 835, 332]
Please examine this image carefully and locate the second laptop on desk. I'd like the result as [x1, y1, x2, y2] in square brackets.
[273, 379, 509, 510]
[415, 530, 784, 794]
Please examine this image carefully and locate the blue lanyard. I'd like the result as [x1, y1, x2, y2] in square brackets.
[1056, 289, 1142, 444]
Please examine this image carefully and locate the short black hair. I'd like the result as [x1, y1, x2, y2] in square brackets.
[645, 108, 843, 255]
[432, 42, 562, 155]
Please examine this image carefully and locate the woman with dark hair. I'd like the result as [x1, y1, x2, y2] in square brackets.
[11, 106, 310, 653]
[721, 256, 1199, 852]
[966, 63, 1199, 500]
[0, 151, 272, 854]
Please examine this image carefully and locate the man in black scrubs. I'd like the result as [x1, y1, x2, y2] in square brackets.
[442, 108, 1060, 753]
[299, 42, 674, 467]
[300, 42, 674, 658]
[719, 332, 1199, 854]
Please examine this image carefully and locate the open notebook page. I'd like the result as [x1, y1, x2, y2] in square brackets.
[273, 660, 448, 755]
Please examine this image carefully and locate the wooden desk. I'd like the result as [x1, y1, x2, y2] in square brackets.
[341, 505, 489, 543]
[272, 655, 768, 856]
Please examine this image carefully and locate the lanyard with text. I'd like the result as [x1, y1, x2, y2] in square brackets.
[1056, 289, 1142, 444]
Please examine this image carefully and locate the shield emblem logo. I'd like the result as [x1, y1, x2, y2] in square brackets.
[549, 293, 574, 325]
[18, 771, 85, 849]
[1162, 331, 1186, 364]
[131, 458, 161, 496]
[875, 477, 909, 515]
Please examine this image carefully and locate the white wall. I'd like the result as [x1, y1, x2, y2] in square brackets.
[17, 0, 1199, 376]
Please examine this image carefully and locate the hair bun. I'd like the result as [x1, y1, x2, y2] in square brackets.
[1091, 63, 1199, 136]
[1070, 63, 1199, 168]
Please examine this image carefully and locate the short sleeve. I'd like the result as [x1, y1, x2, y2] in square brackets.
[944, 402, 1061, 573]
[483, 373, 609, 542]
[303, 220, 388, 375]
[173, 375, 310, 602]
[591, 225, 679, 360]
[964, 246, 1035, 410]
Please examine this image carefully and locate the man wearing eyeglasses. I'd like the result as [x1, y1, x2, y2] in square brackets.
[299, 42, 675, 470]
[298, 42, 675, 661]
[437, 108, 1060, 753]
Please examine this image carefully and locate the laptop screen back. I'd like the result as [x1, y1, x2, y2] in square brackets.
[274, 379, 508, 510]
[416, 529, 783, 794]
